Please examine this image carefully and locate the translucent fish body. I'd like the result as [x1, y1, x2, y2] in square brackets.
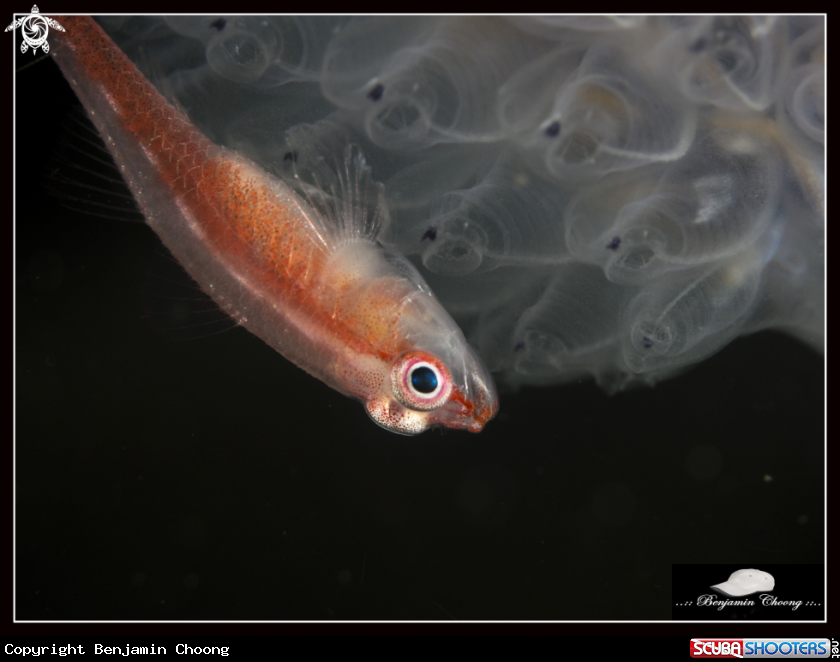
[52, 16, 498, 434]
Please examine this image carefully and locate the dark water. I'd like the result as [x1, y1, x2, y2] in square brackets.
[15, 36, 824, 621]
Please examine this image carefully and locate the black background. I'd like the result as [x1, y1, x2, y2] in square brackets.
[14, 21, 825, 623]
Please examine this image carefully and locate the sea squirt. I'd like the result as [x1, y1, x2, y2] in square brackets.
[68, 16, 826, 399]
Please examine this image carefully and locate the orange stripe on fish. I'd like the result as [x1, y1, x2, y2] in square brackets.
[52, 16, 498, 434]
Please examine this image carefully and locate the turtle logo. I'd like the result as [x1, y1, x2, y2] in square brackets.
[6, 6, 64, 55]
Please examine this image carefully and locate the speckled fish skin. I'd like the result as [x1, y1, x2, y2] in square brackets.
[51, 16, 498, 434]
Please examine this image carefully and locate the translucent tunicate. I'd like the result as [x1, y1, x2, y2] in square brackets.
[657, 16, 787, 112]
[408, 152, 571, 275]
[100, 16, 824, 391]
[776, 24, 825, 164]
[620, 254, 765, 374]
[510, 264, 626, 380]
[162, 16, 349, 86]
[500, 33, 697, 181]
[564, 126, 784, 284]
[320, 17, 548, 149]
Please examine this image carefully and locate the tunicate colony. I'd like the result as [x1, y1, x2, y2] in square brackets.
[103, 16, 824, 392]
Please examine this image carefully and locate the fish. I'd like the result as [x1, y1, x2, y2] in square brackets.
[50, 15, 498, 435]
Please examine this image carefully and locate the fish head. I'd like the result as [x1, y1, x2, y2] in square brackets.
[359, 254, 498, 435]
[364, 344, 498, 435]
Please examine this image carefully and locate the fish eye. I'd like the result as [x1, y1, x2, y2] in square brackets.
[391, 351, 452, 411]
[411, 365, 438, 394]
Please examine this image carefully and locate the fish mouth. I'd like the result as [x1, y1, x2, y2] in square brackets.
[468, 389, 500, 432]
[458, 346, 500, 432]
[427, 349, 500, 433]
[430, 383, 499, 433]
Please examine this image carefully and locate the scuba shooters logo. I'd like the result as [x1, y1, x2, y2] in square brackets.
[691, 641, 745, 659]
[689, 639, 831, 658]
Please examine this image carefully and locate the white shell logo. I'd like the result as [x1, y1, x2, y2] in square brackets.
[5, 6, 64, 55]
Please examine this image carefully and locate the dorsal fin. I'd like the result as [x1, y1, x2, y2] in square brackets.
[277, 123, 388, 251]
